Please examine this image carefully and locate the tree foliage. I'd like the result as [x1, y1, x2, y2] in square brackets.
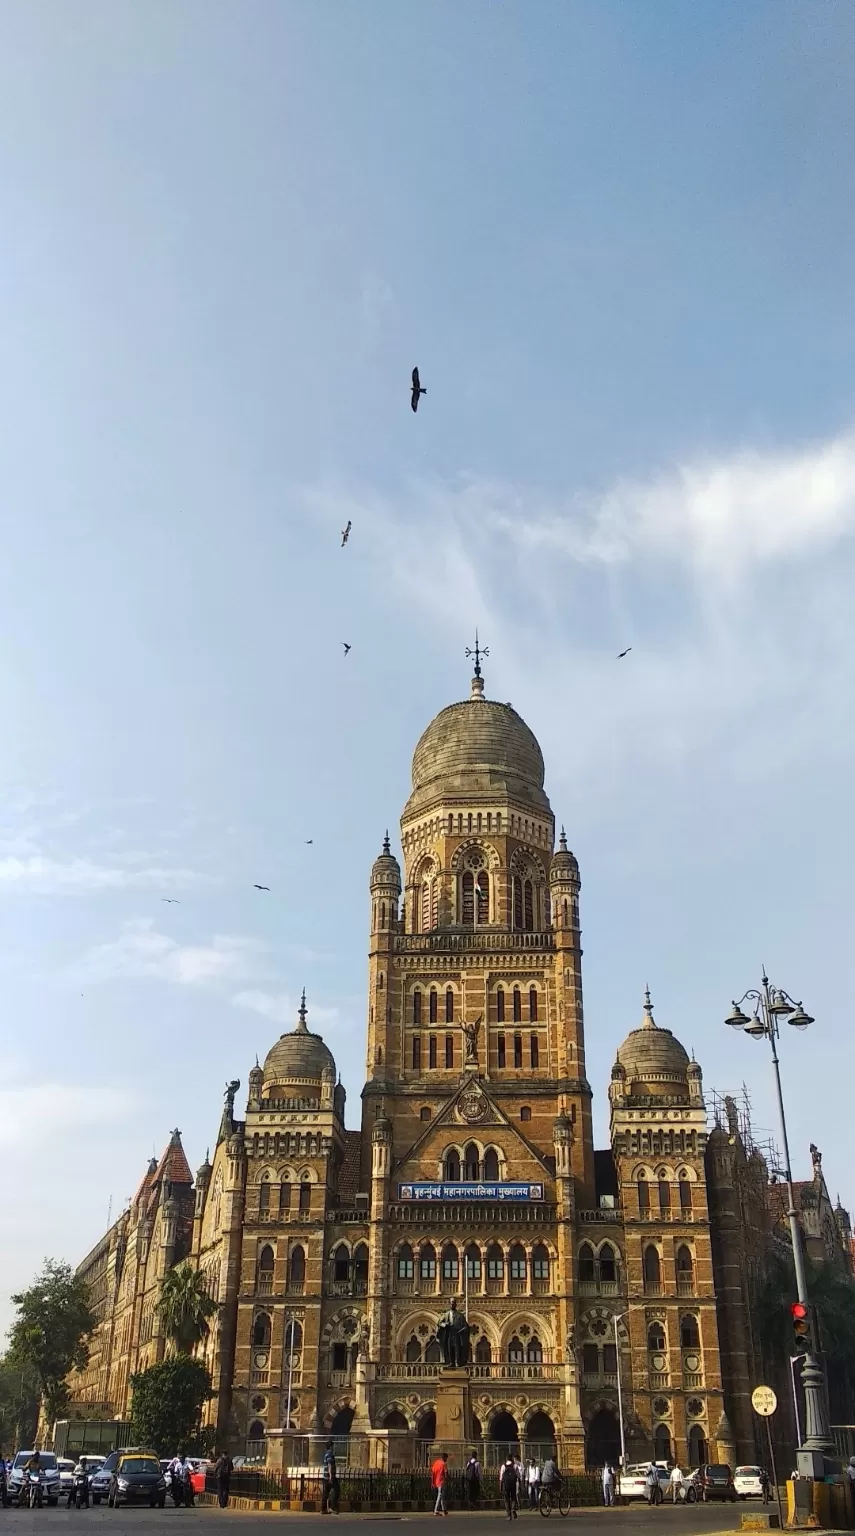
[129, 1357, 213, 1455]
[8, 1260, 94, 1426]
[756, 1241, 855, 1380]
[156, 1263, 217, 1355]
[0, 1355, 40, 1450]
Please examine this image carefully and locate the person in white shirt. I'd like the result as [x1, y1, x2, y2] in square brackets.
[526, 1460, 539, 1509]
[602, 1463, 615, 1506]
[669, 1465, 684, 1502]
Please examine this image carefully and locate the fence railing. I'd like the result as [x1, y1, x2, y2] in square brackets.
[214, 1465, 602, 1508]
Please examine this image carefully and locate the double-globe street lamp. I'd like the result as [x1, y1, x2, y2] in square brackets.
[725, 972, 832, 1475]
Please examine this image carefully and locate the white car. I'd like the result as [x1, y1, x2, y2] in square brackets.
[734, 1465, 766, 1499]
[57, 1459, 76, 1496]
[619, 1463, 670, 1500]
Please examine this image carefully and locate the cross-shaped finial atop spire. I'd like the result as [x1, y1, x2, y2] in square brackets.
[465, 630, 489, 679]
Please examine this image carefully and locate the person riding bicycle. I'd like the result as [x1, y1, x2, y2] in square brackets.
[541, 1456, 561, 1488]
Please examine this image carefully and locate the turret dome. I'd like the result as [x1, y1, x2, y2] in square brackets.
[615, 988, 690, 1094]
[262, 991, 336, 1092]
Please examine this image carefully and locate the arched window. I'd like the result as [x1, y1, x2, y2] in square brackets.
[676, 1245, 694, 1287]
[526, 1334, 543, 1364]
[252, 1311, 271, 1346]
[445, 1034, 454, 1068]
[524, 880, 534, 931]
[476, 871, 489, 923]
[445, 988, 454, 1023]
[679, 1175, 693, 1213]
[462, 871, 475, 926]
[257, 1243, 274, 1290]
[498, 1034, 506, 1067]
[299, 1180, 311, 1214]
[464, 1243, 481, 1281]
[278, 1181, 291, 1217]
[284, 1318, 302, 1354]
[513, 1033, 523, 1068]
[258, 1177, 270, 1215]
[420, 1243, 437, 1280]
[429, 989, 438, 1024]
[420, 1104, 431, 1121]
[530, 1033, 539, 1069]
[529, 988, 538, 1022]
[637, 1173, 650, 1213]
[509, 1242, 527, 1282]
[582, 1342, 599, 1374]
[508, 1334, 525, 1363]
[333, 1243, 350, 1283]
[513, 987, 522, 1023]
[405, 1335, 422, 1362]
[353, 1243, 368, 1289]
[532, 1242, 549, 1281]
[643, 1245, 661, 1290]
[288, 1244, 305, 1293]
[647, 1322, 666, 1352]
[248, 1419, 266, 1444]
[464, 1142, 479, 1180]
[442, 1243, 459, 1281]
[413, 990, 422, 1026]
[654, 1425, 671, 1463]
[429, 1035, 437, 1069]
[425, 1337, 442, 1364]
[396, 1241, 414, 1277]
[497, 987, 505, 1023]
[687, 1424, 707, 1468]
[578, 1243, 596, 1283]
[599, 1243, 617, 1283]
[680, 1314, 700, 1349]
[486, 1243, 504, 1281]
[412, 1037, 421, 1070]
[658, 1177, 671, 1215]
[475, 1334, 492, 1363]
[421, 881, 431, 933]
[444, 1149, 461, 1182]
[520, 1105, 531, 1122]
[513, 877, 523, 930]
[483, 1147, 500, 1181]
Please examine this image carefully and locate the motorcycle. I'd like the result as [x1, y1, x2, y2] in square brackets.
[27, 1470, 43, 1509]
[69, 1471, 90, 1509]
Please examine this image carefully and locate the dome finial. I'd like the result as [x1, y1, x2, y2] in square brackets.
[465, 630, 488, 698]
[643, 985, 656, 1027]
[382, 829, 390, 854]
[296, 988, 308, 1034]
[559, 826, 568, 851]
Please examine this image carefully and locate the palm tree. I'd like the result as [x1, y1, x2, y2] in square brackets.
[157, 1264, 217, 1355]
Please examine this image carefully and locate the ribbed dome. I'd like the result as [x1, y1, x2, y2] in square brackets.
[550, 829, 579, 881]
[371, 832, 401, 889]
[616, 989, 689, 1088]
[405, 672, 549, 818]
[262, 992, 336, 1090]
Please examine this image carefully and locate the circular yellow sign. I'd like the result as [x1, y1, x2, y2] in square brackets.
[752, 1385, 778, 1417]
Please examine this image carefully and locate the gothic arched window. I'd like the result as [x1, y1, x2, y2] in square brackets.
[253, 1312, 272, 1348]
[680, 1314, 701, 1349]
[445, 988, 454, 1023]
[476, 871, 489, 923]
[637, 1173, 650, 1213]
[475, 1334, 491, 1363]
[405, 1334, 422, 1362]
[648, 1322, 666, 1352]
[258, 1177, 270, 1216]
[464, 1142, 479, 1180]
[461, 871, 475, 926]
[486, 1243, 504, 1281]
[578, 1243, 595, 1283]
[413, 990, 422, 1026]
[599, 1243, 617, 1283]
[513, 877, 523, 930]
[497, 987, 505, 1023]
[643, 1246, 661, 1291]
[444, 1149, 461, 1182]
[529, 987, 538, 1022]
[676, 1245, 694, 1287]
[530, 1033, 539, 1069]
[429, 989, 438, 1024]
[513, 988, 522, 1023]
[288, 1245, 305, 1293]
[658, 1177, 671, 1215]
[420, 1243, 436, 1280]
[442, 1243, 459, 1281]
[524, 880, 534, 931]
[532, 1243, 549, 1282]
[483, 1147, 500, 1181]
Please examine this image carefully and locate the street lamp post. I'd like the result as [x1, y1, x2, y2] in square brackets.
[725, 972, 832, 1475]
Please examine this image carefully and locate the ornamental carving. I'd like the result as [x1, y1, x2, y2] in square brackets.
[457, 1084, 489, 1124]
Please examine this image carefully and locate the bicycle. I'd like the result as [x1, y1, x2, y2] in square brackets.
[538, 1484, 570, 1517]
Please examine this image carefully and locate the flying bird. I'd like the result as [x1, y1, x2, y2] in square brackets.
[617, 648, 632, 659]
[161, 898, 180, 904]
[342, 642, 351, 655]
[305, 840, 313, 845]
[341, 520, 351, 547]
[410, 366, 425, 413]
[253, 884, 270, 891]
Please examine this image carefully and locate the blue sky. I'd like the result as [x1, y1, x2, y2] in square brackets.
[1, 2, 854, 1334]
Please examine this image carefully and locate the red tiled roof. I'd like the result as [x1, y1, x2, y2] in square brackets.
[154, 1128, 193, 1188]
[337, 1131, 363, 1202]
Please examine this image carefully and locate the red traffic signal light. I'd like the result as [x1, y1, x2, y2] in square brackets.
[791, 1301, 811, 1348]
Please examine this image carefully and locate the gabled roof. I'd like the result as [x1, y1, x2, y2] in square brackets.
[394, 1079, 554, 1179]
[154, 1128, 193, 1189]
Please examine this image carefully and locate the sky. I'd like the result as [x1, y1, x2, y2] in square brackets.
[1, 1, 854, 1338]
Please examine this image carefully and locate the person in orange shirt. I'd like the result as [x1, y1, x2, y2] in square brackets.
[431, 1451, 449, 1516]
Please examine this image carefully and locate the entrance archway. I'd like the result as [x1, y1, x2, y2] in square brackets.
[490, 1410, 520, 1443]
[382, 1409, 409, 1430]
[687, 1424, 707, 1468]
[330, 1406, 354, 1436]
[525, 1411, 556, 1458]
[586, 1407, 621, 1469]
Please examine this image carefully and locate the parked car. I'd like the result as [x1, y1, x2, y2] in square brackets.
[8, 1451, 62, 1506]
[735, 1466, 766, 1499]
[698, 1464, 738, 1501]
[618, 1463, 670, 1500]
[108, 1451, 167, 1508]
[57, 1458, 76, 1497]
[90, 1450, 121, 1504]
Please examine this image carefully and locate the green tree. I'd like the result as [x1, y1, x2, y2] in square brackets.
[8, 1260, 94, 1426]
[156, 1263, 217, 1355]
[0, 1354, 40, 1449]
[129, 1357, 214, 1455]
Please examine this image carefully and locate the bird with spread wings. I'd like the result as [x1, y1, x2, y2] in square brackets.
[411, 366, 425, 413]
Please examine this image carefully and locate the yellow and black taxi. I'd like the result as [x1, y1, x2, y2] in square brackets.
[107, 1450, 167, 1508]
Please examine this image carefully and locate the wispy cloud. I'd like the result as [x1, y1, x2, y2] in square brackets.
[80, 920, 263, 986]
[0, 1079, 138, 1147]
[0, 855, 203, 896]
[233, 989, 339, 1028]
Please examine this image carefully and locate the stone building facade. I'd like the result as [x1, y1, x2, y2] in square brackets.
[70, 663, 829, 1470]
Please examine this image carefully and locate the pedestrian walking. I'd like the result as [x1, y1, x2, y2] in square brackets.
[526, 1459, 540, 1509]
[500, 1457, 520, 1521]
[215, 1451, 233, 1509]
[669, 1465, 684, 1503]
[602, 1462, 615, 1506]
[322, 1440, 339, 1514]
[645, 1464, 661, 1506]
[431, 1451, 449, 1516]
[464, 1453, 481, 1510]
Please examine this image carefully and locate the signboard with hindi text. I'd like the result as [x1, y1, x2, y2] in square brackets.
[399, 1181, 544, 1202]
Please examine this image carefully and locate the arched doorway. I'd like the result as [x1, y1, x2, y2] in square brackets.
[654, 1424, 671, 1463]
[382, 1409, 409, 1431]
[687, 1424, 707, 1468]
[418, 1409, 436, 1448]
[524, 1411, 556, 1459]
[586, 1407, 621, 1470]
[330, 1405, 354, 1436]
[489, 1410, 520, 1468]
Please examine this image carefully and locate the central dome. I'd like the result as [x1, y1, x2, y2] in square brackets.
[405, 672, 549, 819]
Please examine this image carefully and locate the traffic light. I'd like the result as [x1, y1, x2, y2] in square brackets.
[790, 1301, 811, 1352]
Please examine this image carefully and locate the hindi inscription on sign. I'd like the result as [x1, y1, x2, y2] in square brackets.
[398, 1181, 545, 1202]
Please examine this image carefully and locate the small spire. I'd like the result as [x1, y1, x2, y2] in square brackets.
[559, 827, 568, 851]
[465, 630, 488, 697]
[382, 830, 390, 855]
[296, 988, 308, 1034]
[642, 986, 656, 1028]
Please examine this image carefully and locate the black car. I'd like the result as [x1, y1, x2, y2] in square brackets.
[108, 1452, 167, 1508]
[698, 1464, 738, 1502]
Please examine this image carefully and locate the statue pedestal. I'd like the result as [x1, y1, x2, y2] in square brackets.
[434, 1367, 472, 1449]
